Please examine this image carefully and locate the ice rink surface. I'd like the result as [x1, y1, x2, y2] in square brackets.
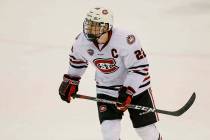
[0, 0, 210, 139]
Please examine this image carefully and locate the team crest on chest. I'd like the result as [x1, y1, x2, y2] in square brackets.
[93, 58, 119, 74]
[87, 49, 94, 56]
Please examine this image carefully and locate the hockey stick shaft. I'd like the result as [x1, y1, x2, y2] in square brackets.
[74, 92, 196, 116]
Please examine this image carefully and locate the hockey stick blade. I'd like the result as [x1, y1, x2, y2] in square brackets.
[155, 92, 196, 116]
[74, 92, 196, 116]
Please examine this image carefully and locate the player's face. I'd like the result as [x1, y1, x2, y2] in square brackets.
[85, 21, 101, 37]
[83, 19, 108, 39]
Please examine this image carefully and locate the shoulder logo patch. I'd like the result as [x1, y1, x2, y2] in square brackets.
[102, 9, 108, 15]
[127, 34, 135, 45]
[87, 49, 94, 56]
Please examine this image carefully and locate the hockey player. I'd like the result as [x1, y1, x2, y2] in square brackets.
[59, 7, 162, 140]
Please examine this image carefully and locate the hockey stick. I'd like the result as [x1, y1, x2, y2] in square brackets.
[74, 92, 196, 116]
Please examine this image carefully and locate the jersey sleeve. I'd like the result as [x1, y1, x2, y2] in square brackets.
[67, 38, 88, 77]
[123, 35, 150, 95]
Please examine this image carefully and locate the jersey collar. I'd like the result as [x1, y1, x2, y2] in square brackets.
[93, 30, 112, 51]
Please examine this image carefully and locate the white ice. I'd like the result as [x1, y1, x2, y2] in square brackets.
[0, 0, 210, 139]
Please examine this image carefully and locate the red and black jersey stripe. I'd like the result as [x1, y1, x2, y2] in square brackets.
[130, 70, 148, 76]
[139, 81, 150, 88]
[70, 63, 88, 69]
[96, 85, 122, 91]
[128, 64, 149, 70]
[69, 55, 88, 64]
[69, 55, 88, 69]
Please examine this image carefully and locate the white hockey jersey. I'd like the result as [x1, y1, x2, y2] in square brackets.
[68, 28, 151, 97]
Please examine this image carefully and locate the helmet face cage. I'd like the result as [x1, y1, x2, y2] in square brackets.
[83, 18, 109, 42]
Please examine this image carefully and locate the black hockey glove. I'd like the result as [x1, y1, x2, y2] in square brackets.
[116, 86, 134, 111]
[59, 74, 80, 103]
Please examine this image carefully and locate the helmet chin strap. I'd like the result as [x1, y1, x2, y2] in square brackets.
[85, 34, 98, 42]
[96, 31, 109, 44]
[86, 31, 108, 43]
